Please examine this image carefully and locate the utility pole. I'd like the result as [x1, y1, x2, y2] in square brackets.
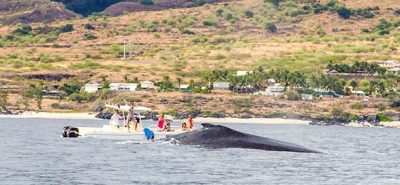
[129, 40, 132, 58]
[122, 39, 126, 59]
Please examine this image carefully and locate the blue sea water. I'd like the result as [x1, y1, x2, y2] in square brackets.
[0, 118, 399, 184]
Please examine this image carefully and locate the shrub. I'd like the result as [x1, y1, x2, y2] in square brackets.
[244, 10, 254, 18]
[286, 90, 301, 101]
[376, 113, 393, 122]
[51, 103, 72, 110]
[395, 9, 400, 16]
[84, 24, 95, 30]
[216, 8, 224, 16]
[84, 33, 97, 40]
[60, 24, 74, 32]
[337, 7, 352, 19]
[348, 114, 359, 122]
[377, 103, 386, 111]
[264, 21, 277, 33]
[351, 102, 363, 110]
[266, 0, 280, 7]
[12, 26, 33, 36]
[182, 29, 195, 35]
[331, 107, 344, 118]
[390, 98, 400, 108]
[140, 0, 154, 5]
[203, 18, 217, 26]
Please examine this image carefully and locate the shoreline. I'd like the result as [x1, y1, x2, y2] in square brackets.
[1, 111, 399, 128]
[0, 111, 310, 125]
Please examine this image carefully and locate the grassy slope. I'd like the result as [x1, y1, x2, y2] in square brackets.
[0, 0, 399, 115]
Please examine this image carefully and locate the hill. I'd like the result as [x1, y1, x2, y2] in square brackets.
[0, 0, 78, 25]
[0, 0, 400, 117]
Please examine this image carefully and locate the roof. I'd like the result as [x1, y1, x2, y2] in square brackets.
[351, 90, 365, 94]
[85, 81, 100, 85]
[110, 83, 138, 87]
[140, 80, 154, 83]
[236, 71, 252, 76]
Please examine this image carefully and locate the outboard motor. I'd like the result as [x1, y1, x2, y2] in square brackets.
[62, 126, 79, 138]
[144, 128, 154, 140]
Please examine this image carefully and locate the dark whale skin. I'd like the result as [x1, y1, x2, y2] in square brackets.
[167, 123, 320, 153]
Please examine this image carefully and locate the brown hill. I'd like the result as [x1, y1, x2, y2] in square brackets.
[103, 0, 223, 16]
[0, 0, 79, 25]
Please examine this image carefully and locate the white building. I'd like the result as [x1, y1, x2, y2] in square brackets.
[236, 71, 253, 76]
[110, 83, 138, 92]
[261, 83, 285, 96]
[351, 90, 366, 97]
[387, 67, 400, 74]
[84, 81, 101, 93]
[180, 84, 190, 91]
[301, 94, 314, 101]
[140, 80, 156, 90]
[213, 82, 230, 90]
[378, 60, 400, 68]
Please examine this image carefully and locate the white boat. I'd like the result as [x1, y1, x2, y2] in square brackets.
[78, 124, 186, 141]
[68, 102, 189, 141]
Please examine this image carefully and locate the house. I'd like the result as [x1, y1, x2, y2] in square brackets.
[314, 88, 341, 98]
[377, 60, 400, 68]
[387, 67, 400, 74]
[42, 89, 67, 97]
[267, 79, 276, 84]
[84, 81, 101, 93]
[110, 83, 138, 92]
[179, 84, 190, 91]
[351, 90, 366, 97]
[301, 94, 314, 101]
[232, 85, 256, 94]
[140, 81, 156, 90]
[262, 83, 285, 96]
[212, 82, 230, 93]
[213, 82, 230, 90]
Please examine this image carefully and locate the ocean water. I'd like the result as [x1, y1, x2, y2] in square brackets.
[0, 118, 399, 185]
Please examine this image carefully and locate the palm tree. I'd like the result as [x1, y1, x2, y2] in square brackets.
[176, 77, 183, 89]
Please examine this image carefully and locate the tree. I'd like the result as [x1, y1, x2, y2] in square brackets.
[23, 85, 43, 110]
[265, 21, 277, 33]
[348, 79, 358, 88]
[176, 77, 183, 89]
[68, 93, 86, 103]
[60, 81, 81, 95]
[337, 7, 352, 19]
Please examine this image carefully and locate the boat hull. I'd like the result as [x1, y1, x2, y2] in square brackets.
[78, 125, 184, 141]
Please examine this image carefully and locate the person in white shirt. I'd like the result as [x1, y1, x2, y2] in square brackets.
[110, 109, 122, 128]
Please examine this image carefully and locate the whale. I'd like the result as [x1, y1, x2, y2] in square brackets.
[166, 123, 320, 153]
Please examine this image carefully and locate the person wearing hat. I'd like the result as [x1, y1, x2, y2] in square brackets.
[125, 102, 136, 132]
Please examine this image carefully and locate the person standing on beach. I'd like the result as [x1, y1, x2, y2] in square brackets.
[126, 102, 135, 132]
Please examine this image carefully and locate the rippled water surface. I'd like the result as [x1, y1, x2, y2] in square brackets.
[0, 118, 399, 184]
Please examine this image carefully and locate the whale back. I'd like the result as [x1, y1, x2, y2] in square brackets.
[168, 123, 320, 153]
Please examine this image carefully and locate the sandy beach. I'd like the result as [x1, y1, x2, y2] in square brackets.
[0, 112, 311, 125]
